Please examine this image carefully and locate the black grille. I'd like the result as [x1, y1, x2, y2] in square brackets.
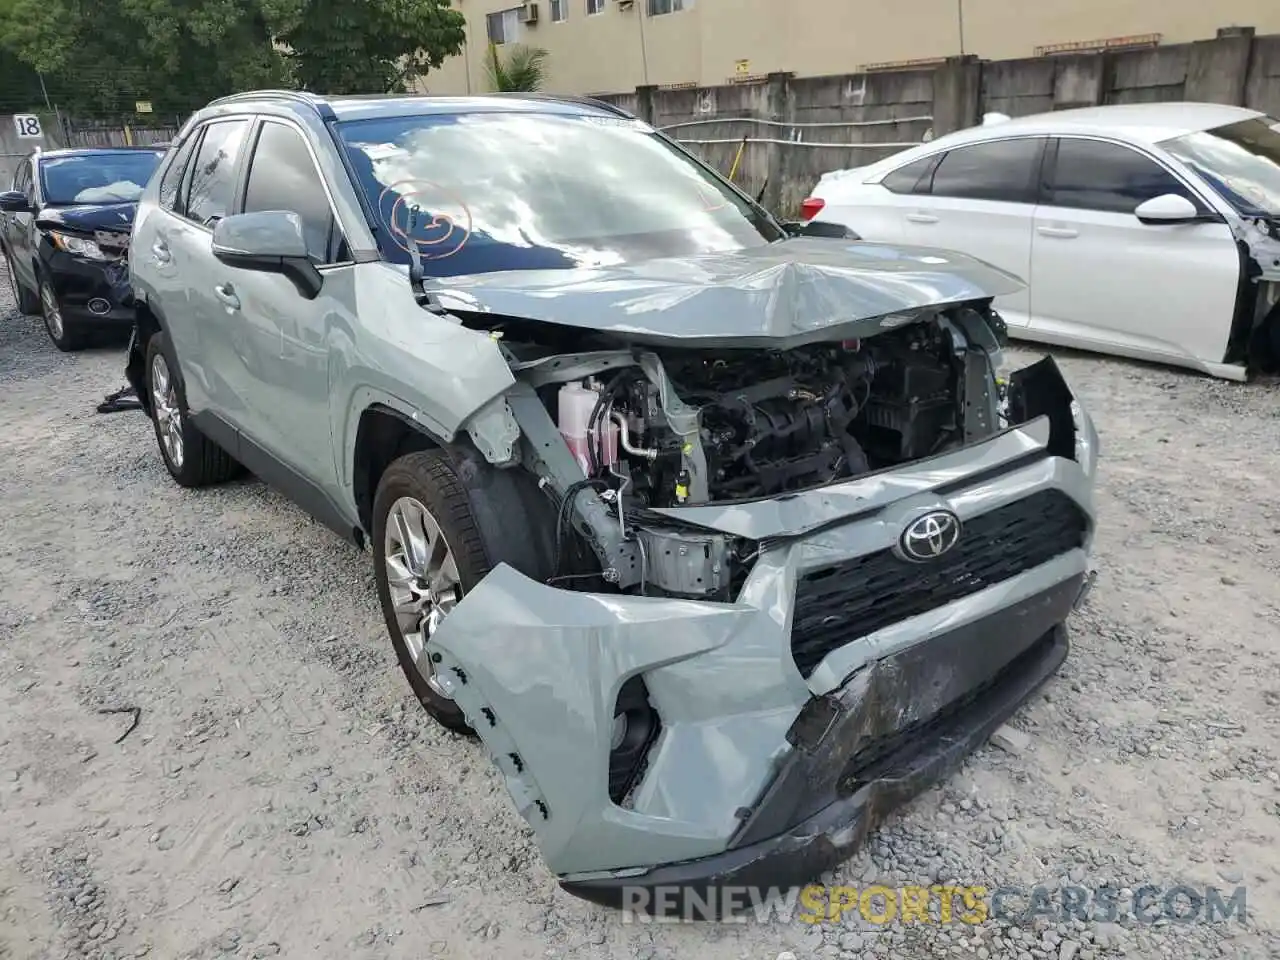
[790, 490, 1087, 677]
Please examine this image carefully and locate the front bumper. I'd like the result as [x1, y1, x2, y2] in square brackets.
[565, 595, 1075, 915]
[425, 359, 1099, 913]
[44, 250, 136, 326]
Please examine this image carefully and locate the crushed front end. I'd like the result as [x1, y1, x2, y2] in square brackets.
[423, 272, 1098, 917]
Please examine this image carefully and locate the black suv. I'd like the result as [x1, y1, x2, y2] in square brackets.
[1, 146, 164, 350]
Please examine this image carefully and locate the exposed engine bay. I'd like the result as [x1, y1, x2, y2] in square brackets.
[467, 307, 1008, 604]
[548, 323, 964, 508]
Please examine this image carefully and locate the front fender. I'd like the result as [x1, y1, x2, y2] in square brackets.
[425, 564, 760, 876]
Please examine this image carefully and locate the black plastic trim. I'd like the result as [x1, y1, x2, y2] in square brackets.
[560, 577, 1078, 917]
[189, 410, 362, 547]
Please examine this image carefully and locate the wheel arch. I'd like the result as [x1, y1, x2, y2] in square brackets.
[125, 298, 169, 416]
[354, 405, 562, 581]
[353, 404, 445, 538]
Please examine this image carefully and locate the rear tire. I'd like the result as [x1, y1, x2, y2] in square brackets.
[4, 251, 39, 315]
[145, 331, 241, 487]
[372, 450, 492, 734]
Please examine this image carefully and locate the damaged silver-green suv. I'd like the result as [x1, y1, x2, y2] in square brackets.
[126, 89, 1099, 916]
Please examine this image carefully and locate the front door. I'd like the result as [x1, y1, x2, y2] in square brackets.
[214, 118, 353, 488]
[1029, 136, 1240, 367]
[896, 136, 1046, 330]
[8, 159, 36, 288]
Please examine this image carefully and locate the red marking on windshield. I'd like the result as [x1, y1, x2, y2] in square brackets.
[377, 179, 474, 261]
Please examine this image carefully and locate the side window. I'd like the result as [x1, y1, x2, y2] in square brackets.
[1049, 138, 1196, 214]
[185, 119, 250, 226]
[880, 155, 939, 195]
[928, 138, 1044, 203]
[13, 160, 32, 201]
[159, 133, 200, 212]
[241, 121, 345, 263]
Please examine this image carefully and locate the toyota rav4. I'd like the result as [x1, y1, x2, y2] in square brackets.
[125, 90, 1100, 916]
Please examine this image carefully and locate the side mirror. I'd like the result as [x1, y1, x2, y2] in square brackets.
[0, 190, 31, 213]
[1134, 193, 1200, 225]
[211, 210, 322, 300]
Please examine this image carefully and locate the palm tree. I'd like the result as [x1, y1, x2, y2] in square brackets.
[486, 43, 549, 92]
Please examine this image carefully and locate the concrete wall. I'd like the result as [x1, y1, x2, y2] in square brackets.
[591, 26, 1280, 217]
[423, 0, 1280, 96]
[0, 116, 181, 189]
[0, 114, 65, 189]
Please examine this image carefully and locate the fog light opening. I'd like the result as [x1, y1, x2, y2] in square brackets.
[87, 298, 111, 315]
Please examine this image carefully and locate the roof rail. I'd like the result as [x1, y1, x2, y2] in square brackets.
[204, 89, 335, 119]
[486, 91, 637, 119]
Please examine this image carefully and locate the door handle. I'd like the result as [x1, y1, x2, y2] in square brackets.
[214, 283, 241, 311]
[151, 240, 171, 264]
[906, 213, 939, 224]
[1037, 226, 1078, 239]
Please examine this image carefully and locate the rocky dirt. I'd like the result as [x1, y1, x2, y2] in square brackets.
[2, 274, 1279, 960]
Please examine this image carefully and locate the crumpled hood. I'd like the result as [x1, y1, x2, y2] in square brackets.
[421, 237, 1025, 348]
[36, 201, 137, 236]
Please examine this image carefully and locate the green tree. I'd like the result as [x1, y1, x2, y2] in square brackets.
[486, 42, 548, 93]
[0, 0, 466, 118]
[277, 0, 466, 93]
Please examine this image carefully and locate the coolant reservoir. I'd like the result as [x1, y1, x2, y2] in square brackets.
[558, 382, 618, 474]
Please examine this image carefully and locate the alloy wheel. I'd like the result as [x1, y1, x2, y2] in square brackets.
[383, 496, 463, 700]
[40, 282, 63, 340]
[149, 352, 184, 469]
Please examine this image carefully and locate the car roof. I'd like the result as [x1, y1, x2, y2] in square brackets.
[928, 101, 1266, 151]
[199, 89, 634, 125]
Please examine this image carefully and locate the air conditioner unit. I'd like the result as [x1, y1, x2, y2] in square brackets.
[520, 2, 539, 23]
[617, 0, 635, 8]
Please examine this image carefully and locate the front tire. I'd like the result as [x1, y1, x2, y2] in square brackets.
[372, 450, 495, 734]
[39, 276, 87, 351]
[145, 331, 240, 487]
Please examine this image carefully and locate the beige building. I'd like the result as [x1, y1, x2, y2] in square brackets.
[422, 0, 1280, 96]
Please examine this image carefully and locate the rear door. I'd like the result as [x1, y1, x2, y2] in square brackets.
[1029, 136, 1240, 366]
[893, 136, 1046, 330]
[161, 118, 253, 417]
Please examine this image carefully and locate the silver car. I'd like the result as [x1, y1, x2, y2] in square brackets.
[125, 90, 1100, 916]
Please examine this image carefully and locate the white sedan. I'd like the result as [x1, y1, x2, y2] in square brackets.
[803, 102, 1280, 381]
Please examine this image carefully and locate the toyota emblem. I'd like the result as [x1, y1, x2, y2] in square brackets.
[899, 510, 961, 562]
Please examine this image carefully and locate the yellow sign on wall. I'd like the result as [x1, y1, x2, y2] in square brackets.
[135, 101, 153, 114]
[734, 59, 750, 75]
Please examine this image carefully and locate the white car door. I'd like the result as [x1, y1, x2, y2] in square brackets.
[1028, 136, 1241, 369]
[881, 137, 1046, 330]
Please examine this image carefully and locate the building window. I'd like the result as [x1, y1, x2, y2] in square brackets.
[586, 0, 604, 12]
[486, 8, 523, 44]
[551, 0, 567, 20]
[647, 0, 686, 14]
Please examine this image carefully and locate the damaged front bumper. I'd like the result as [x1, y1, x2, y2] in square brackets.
[425, 358, 1099, 916]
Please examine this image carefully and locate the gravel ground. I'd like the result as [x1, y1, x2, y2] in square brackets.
[2, 273, 1280, 960]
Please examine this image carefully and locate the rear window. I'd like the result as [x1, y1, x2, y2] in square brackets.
[334, 110, 783, 276]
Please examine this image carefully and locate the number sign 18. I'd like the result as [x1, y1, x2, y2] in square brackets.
[14, 115, 43, 139]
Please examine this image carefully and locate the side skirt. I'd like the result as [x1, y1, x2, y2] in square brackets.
[190, 410, 365, 550]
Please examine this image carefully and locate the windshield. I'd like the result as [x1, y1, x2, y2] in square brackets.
[334, 110, 782, 276]
[1160, 117, 1280, 217]
[39, 152, 164, 205]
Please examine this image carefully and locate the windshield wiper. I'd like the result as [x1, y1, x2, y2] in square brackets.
[404, 205, 447, 315]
